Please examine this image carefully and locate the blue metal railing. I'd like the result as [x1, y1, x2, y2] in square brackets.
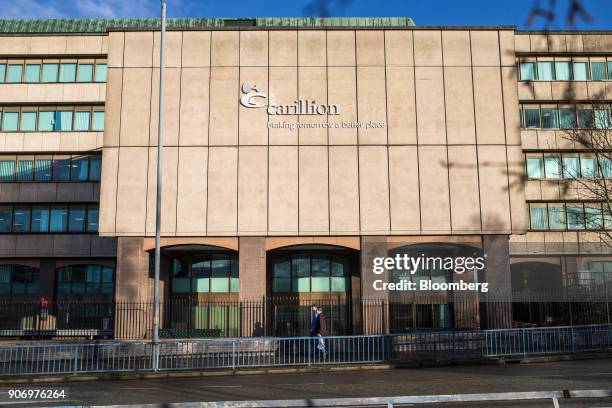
[0, 324, 610, 376]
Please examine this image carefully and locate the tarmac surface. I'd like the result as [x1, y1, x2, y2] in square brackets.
[1, 358, 611, 407]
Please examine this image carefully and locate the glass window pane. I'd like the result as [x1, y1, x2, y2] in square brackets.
[566, 204, 585, 229]
[192, 276, 209, 292]
[95, 63, 107, 82]
[52, 159, 70, 181]
[77, 64, 93, 82]
[595, 109, 611, 129]
[20, 111, 37, 131]
[25, 64, 40, 82]
[12, 206, 30, 232]
[272, 259, 290, 292]
[2, 112, 19, 131]
[591, 62, 606, 80]
[578, 108, 594, 128]
[537, 61, 554, 80]
[74, 111, 90, 131]
[16, 160, 33, 181]
[0, 207, 12, 232]
[0, 160, 15, 181]
[172, 278, 190, 293]
[68, 206, 86, 232]
[581, 156, 597, 177]
[6, 64, 22, 82]
[530, 206, 548, 229]
[230, 259, 239, 292]
[42, 63, 58, 82]
[524, 108, 541, 128]
[49, 207, 68, 232]
[87, 206, 98, 232]
[101, 267, 113, 283]
[31, 206, 49, 232]
[572, 62, 588, 80]
[38, 111, 55, 131]
[34, 159, 52, 181]
[520, 62, 535, 80]
[544, 156, 561, 179]
[0, 64, 5, 82]
[71, 158, 88, 181]
[210, 256, 230, 292]
[608, 62, 612, 80]
[548, 205, 566, 230]
[89, 157, 101, 181]
[292, 256, 310, 292]
[562, 155, 580, 178]
[555, 61, 570, 80]
[311, 256, 330, 292]
[92, 111, 104, 131]
[541, 108, 559, 128]
[601, 157, 612, 178]
[585, 206, 602, 230]
[56, 111, 73, 131]
[59, 63, 76, 82]
[526, 156, 543, 178]
[559, 108, 576, 129]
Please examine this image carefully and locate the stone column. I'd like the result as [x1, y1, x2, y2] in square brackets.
[482, 235, 513, 329]
[360, 236, 389, 334]
[238, 237, 267, 336]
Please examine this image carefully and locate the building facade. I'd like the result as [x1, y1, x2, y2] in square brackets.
[0, 18, 610, 337]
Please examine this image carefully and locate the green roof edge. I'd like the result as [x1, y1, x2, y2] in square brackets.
[0, 17, 415, 33]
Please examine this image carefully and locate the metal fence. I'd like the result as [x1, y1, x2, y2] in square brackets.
[0, 291, 610, 340]
[0, 324, 610, 376]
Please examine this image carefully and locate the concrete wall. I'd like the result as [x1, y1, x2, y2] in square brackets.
[100, 28, 526, 238]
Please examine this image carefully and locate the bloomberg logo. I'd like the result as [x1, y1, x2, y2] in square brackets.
[240, 81, 340, 115]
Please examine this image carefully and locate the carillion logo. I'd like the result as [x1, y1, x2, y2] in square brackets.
[240, 81, 340, 115]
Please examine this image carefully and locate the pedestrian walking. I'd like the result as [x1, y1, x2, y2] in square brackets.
[316, 306, 327, 354]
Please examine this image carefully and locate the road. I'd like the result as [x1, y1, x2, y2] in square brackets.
[1, 358, 611, 407]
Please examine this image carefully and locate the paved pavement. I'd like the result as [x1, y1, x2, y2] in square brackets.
[1, 358, 611, 407]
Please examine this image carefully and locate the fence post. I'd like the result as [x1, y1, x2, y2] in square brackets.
[571, 326, 576, 353]
[522, 328, 527, 358]
[73, 348, 78, 375]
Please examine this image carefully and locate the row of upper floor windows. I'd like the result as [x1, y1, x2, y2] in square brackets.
[0, 107, 104, 132]
[518, 57, 612, 81]
[0, 154, 101, 183]
[519, 104, 611, 129]
[528, 201, 610, 231]
[0, 203, 99, 234]
[0, 59, 107, 84]
[525, 152, 611, 180]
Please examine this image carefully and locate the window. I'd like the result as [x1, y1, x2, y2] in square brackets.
[6, 65, 22, 82]
[49, 206, 68, 232]
[548, 204, 566, 230]
[0, 160, 15, 181]
[38, 111, 55, 131]
[609, 62, 612, 80]
[559, 108, 577, 129]
[578, 108, 594, 128]
[87, 206, 98, 232]
[24, 64, 40, 82]
[520, 62, 536, 80]
[595, 109, 611, 129]
[16, 160, 32, 181]
[544, 155, 561, 179]
[89, 157, 101, 181]
[171, 253, 239, 294]
[2, 112, 18, 131]
[42, 63, 58, 82]
[30, 206, 49, 232]
[601, 157, 612, 178]
[541, 108, 559, 128]
[554, 61, 571, 80]
[537, 61, 554, 80]
[566, 204, 585, 229]
[562, 155, 580, 178]
[20, 111, 37, 131]
[92, 111, 104, 131]
[68, 205, 86, 232]
[55, 110, 73, 131]
[59, 63, 77, 82]
[95, 63, 107, 82]
[581, 155, 597, 177]
[524, 108, 541, 128]
[71, 157, 89, 181]
[12, 206, 30, 233]
[77, 64, 93, 82]
[74, 111, 90, 131]
[590, 61, 606, 81]
[0, 265, 39, 295]
[52, 158, 70, 182]
[0, 64, 5, 82]
[271, 252, 351, 293]
[56, 265, 114, 295]
[529, 205, 548, 229]
[572, 62, 589, 80]
[34, 159, 52, 181]
[585, 205, 603, 230]
[526, 155, 543, 179]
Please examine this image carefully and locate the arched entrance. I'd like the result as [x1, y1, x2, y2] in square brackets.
[267, 244, 359, 336]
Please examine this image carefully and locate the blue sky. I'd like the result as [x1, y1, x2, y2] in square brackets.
[0, 0, 610, 29]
